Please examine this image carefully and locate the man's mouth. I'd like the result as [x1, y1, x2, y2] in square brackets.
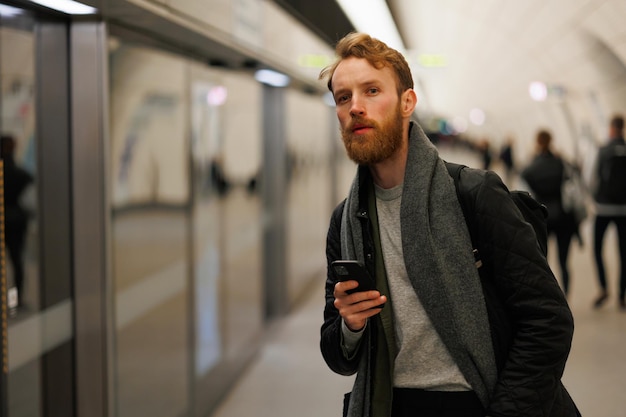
[351, 124, 371, 134]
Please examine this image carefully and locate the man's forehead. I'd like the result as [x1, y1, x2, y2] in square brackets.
[333, 57, 392, 87]
[335, 57, 380, 74]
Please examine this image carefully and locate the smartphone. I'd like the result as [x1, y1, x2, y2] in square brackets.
[331, 260, 377, 294]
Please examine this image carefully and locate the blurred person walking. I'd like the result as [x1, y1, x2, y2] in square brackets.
[319, 32, 580, 417]
[521, 130, 579, 296]
[478, 138, 492, 170]
[1, 134, 34, 308]
[499, 136, 515, 185]
[588, 114, 626, 310]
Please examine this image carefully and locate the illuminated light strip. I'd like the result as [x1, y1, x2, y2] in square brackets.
[336, 0, 405, 52]
[29, 0, 97, 15]
[0, 4, 23, 17]
[298, 54, 333, 69]
[418, 54, 448, 68]
[254, 69, 290, 87]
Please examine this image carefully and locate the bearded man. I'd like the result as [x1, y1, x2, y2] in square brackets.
[320, 32, 581, 417]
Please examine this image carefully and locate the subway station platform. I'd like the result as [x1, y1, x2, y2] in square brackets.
[212, 155, 626, 417]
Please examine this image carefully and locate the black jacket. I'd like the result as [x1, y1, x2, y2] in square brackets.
[322, 166, 581, 417]
[593, 136, 626, 204]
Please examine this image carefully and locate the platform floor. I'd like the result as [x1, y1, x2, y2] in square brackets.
[212, 194, 626, 417]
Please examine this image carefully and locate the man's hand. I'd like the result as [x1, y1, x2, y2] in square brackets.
[334, 280, 387, 331]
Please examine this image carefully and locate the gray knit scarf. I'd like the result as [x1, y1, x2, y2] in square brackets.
[340, 122, 497, 417]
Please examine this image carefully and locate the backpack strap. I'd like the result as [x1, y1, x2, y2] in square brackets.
[444, 161, 483, 268]
[444, 161, 472, 230]
[445, 161, 467, 215]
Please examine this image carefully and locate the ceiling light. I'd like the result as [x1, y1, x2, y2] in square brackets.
[207, 86, 228, 107]
[29, 0, 97, 15]
[469, 108, 485, 126]
[254, 69, 290, 88]
[336, 0, 405, 52]
[529, 81, 547, 102]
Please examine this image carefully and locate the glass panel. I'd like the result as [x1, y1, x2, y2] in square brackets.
[1, 6, 38, 316]
[109, 40, 190, 417]
[285, 89, 332, 303]
[1, 5, 41, 416]
[188, 65, 265, 414]
[218, 71, 263, 358]
[189, 74, 224, 378]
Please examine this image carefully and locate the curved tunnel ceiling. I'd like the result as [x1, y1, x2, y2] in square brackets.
[388, 1, 626, 126]
[280, 0, 626, 145]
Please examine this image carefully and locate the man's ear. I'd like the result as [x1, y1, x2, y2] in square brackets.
[401, 89, 417, 117]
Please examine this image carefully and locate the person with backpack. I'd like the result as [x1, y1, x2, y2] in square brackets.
[319, 32, 580, 417]
[520, 130, 579, 296]
[589, 114, 626, 310]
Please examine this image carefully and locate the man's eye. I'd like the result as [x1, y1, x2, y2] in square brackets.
[336, 95, 350, 104]
[368, 88, 379, 94]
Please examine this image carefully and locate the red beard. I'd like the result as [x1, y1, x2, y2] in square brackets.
[341, 105, 404, 165]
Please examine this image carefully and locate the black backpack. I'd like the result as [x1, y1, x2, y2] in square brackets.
[446, 162, 549, 257]
[599, 144, 626, 204]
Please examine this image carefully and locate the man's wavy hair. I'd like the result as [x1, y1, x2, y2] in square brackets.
[319, 32, 414, 96]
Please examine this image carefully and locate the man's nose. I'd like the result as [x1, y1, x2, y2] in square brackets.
[349, 95, 365, 116]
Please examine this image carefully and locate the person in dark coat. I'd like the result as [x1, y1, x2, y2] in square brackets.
[499, 136, 515, 185]
[521, 130, 578, 296]
[588, 114, 626, 309]
[319, 32, 580, 417]
[1, 134, 34, 307]
[479, 138, 492, 170]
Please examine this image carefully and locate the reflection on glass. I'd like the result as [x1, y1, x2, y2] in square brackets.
[109, 39, 266, 414]
[1, 134, 34, 310]
[188, 67, 264, 410]
[191, 81, 222, 376]
[1, 6, 41, 416]
[110, 41, 190, 416]
[285, 90, 332, 303]
[1, 12, 37, 316]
